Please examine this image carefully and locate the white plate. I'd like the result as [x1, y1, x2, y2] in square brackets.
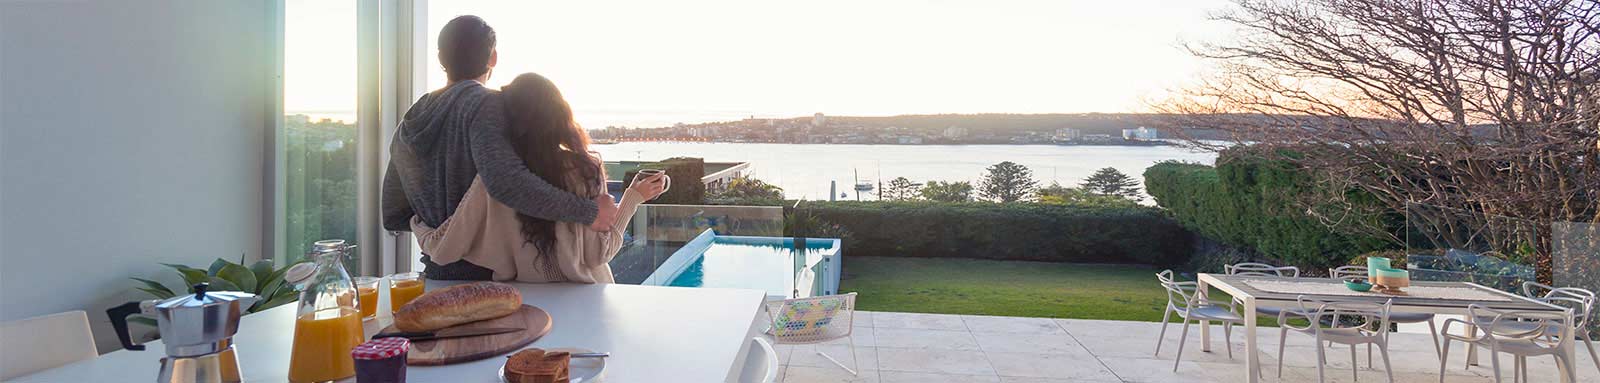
[498, 347, 605, 383]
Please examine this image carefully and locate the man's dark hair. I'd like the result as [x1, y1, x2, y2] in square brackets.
[438, 15, 496, 82]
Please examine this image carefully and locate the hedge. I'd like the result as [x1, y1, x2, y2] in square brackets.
[1143, 154, 1394, 270]
[624, 157, 705, 205]
[796, 201, 1193, 266]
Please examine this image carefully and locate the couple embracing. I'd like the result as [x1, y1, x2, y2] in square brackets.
[381, 16, 668, 284]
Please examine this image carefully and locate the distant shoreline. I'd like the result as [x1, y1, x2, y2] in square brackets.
[592, 140, 1180, 147]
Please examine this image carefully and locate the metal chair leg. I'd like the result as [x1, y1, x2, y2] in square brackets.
[1174, 318, 1192, 372]
[1277, 326, 1289, 378]
[1438, 337, 1452, 383]
[1224, 321, 1234, 359]
[1379, 342, 1395, 383]
[1489, 345, 1502, 383]
[1350, 344, 1359, 382]
[1583, 332, 1600, 375]
[1314, 343, 1328, 383]
[1155, 307, 1172, 357]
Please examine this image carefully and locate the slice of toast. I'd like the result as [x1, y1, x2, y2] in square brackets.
[505, 349, 571, 383]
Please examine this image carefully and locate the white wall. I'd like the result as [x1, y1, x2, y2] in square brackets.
[0, 0, 275, 353]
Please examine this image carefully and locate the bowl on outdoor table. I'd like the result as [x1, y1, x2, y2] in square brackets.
[1343, 277, 1373, 292]
[1371, 267, 1410, 294]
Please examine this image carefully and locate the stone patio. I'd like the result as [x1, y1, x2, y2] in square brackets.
[767, 311, 1598, 383]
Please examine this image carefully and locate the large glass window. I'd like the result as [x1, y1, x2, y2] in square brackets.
[282, 0, 359, 264]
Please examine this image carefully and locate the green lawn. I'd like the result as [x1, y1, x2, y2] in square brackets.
[839, 256, 1173, 321]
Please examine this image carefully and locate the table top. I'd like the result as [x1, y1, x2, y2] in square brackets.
[1198, 274, 1568, 313]
[13, 281, 768, 383]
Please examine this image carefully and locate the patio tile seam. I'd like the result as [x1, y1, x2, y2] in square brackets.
[1052, 315, 1128, 383]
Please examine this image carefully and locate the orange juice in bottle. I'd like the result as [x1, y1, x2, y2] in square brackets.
[288, 307, 363, 382]
[388, 272, 425, 312]
[284, 240, 364, 383]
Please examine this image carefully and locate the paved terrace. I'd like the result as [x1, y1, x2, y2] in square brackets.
[771, 311, 1598, 383]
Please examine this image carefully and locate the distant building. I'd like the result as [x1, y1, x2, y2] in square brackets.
[897, 136, 924, 144]
[943, 126, 968, 139]
[812, 113, 827, 127]
[1122, 126, 1159, 140]
[1054, 128, 1082, 141]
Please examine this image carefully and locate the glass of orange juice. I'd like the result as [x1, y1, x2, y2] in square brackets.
[353, 276, 379, 319]
[388, 272, 425, 313]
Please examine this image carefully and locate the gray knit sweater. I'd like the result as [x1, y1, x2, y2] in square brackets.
[382, 81, 598, 278]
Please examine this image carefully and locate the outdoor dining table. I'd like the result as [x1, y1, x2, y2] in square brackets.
[1195, 273, 1578, 383]
[11, 281, 769, 383]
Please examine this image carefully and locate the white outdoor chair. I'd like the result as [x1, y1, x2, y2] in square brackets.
[1441, 304, 1577, 383]
[738, 337, 780, 383]
[0, 310, 98, 380]
[1228, 262, 1302, 320]
[1274, 296, 1396, 383]
[1331, 266, 1443, 364]
[764, 293, 858, 375]
[1156, 270, 1250, 372]
[1519, 282, 1599, 375]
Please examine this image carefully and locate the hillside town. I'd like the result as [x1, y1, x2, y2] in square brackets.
[588, 113, 1174, 145]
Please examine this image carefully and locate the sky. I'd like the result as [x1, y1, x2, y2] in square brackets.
[286, 0, 1234, 128]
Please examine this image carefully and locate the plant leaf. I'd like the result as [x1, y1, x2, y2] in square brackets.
[206, 258, 231, 277]
[130, 278, 176, 298]
[249, 260, 276, 285]
[254, 291, 298, 313]
[216, 263, 257, 292]
[161, 264, 209, 288]
[204, 276, 241, 292]
[129, 316, 158, 328]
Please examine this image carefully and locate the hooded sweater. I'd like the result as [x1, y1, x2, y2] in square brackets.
[382, 81, 599, 278]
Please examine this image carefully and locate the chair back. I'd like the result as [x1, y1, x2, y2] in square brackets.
[1157, 270, 1199, 312]
[1328, 266, 1367, 281]
[1307, 299, 1392, 341]
[1468, 304, 1573, 343]
[765, 293, 855, 344]
[1520, 282, 1597, 331]
[738, 337, 779, 383]
[0, 311, 98, 380]
[1227, 262, 1300, 278]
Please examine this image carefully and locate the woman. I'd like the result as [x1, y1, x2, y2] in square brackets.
[410, 73, 668, 283]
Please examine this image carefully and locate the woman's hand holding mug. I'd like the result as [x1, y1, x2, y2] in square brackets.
[630, 169, 671, 201]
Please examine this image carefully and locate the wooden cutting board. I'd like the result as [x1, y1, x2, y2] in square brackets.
[379, 304, 553, 366]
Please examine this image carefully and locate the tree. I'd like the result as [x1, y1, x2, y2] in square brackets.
[978, 161, 1039, 203]
[1157, 0, 1600, 273]
[709, 176, 784, 205]
[879, 177, 922, 201]
[1080, 167, 1142, 202]
[920, 181, 974, 202]
[1037, 182, 1137, 207]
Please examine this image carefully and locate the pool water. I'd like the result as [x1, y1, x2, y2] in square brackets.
[667, 238, 834, 298]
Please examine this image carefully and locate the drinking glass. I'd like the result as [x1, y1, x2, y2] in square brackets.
[388, 272, 425, 313]
[353, 276, 379, 319]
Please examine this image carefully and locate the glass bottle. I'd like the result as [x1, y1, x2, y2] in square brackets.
[285, 239, 365, 383]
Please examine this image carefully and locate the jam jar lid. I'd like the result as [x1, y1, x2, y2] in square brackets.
[352, 337, 410, 360]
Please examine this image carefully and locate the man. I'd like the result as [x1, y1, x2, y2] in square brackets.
[382, 15, 618, 280]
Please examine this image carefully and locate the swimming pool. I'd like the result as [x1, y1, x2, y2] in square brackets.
[642, 229, 842, 299]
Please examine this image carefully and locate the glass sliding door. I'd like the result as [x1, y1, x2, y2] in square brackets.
[282, 0, 359, 267]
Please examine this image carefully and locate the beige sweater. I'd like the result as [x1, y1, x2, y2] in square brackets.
[410, 176, 643, 283]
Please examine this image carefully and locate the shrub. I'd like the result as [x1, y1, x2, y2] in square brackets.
[1144, 155, 1395, 270]
[797, 201, 1192, 266]
[626, 157, 705, 204]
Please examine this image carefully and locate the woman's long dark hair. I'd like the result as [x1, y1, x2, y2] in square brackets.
[501, 73, 604, 252]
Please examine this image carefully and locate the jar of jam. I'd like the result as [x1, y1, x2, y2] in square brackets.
[351, 337, 409, 383]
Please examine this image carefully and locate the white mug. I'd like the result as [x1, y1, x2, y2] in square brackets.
[633, 169, 672, 195]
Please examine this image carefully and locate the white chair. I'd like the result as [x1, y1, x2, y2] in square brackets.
[1275, 296, 1396, 383]
[1441, 304, 1577, 383]
[764, 293, 858, 375]
[1331, 266, 1443, 364]
[1520, 282, 1599, 375]
[1228, 262, 1302, 321]
[739, 337, 780, 383]
[1155, 270, 1249, 372]
[0, 310, 98, 380]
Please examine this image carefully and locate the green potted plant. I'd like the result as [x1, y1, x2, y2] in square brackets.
[128, 255, 302, 327]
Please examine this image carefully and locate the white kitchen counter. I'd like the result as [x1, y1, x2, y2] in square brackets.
[13, 281, 768, 382]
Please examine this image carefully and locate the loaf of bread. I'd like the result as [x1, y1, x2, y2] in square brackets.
[393, 281, 522, 331]
[505, 348, 570, 383]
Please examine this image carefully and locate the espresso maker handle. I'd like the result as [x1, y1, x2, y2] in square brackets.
[106, 301, 146, 351]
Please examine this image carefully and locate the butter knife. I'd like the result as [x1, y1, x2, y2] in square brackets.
[373, 327, 524, 341]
